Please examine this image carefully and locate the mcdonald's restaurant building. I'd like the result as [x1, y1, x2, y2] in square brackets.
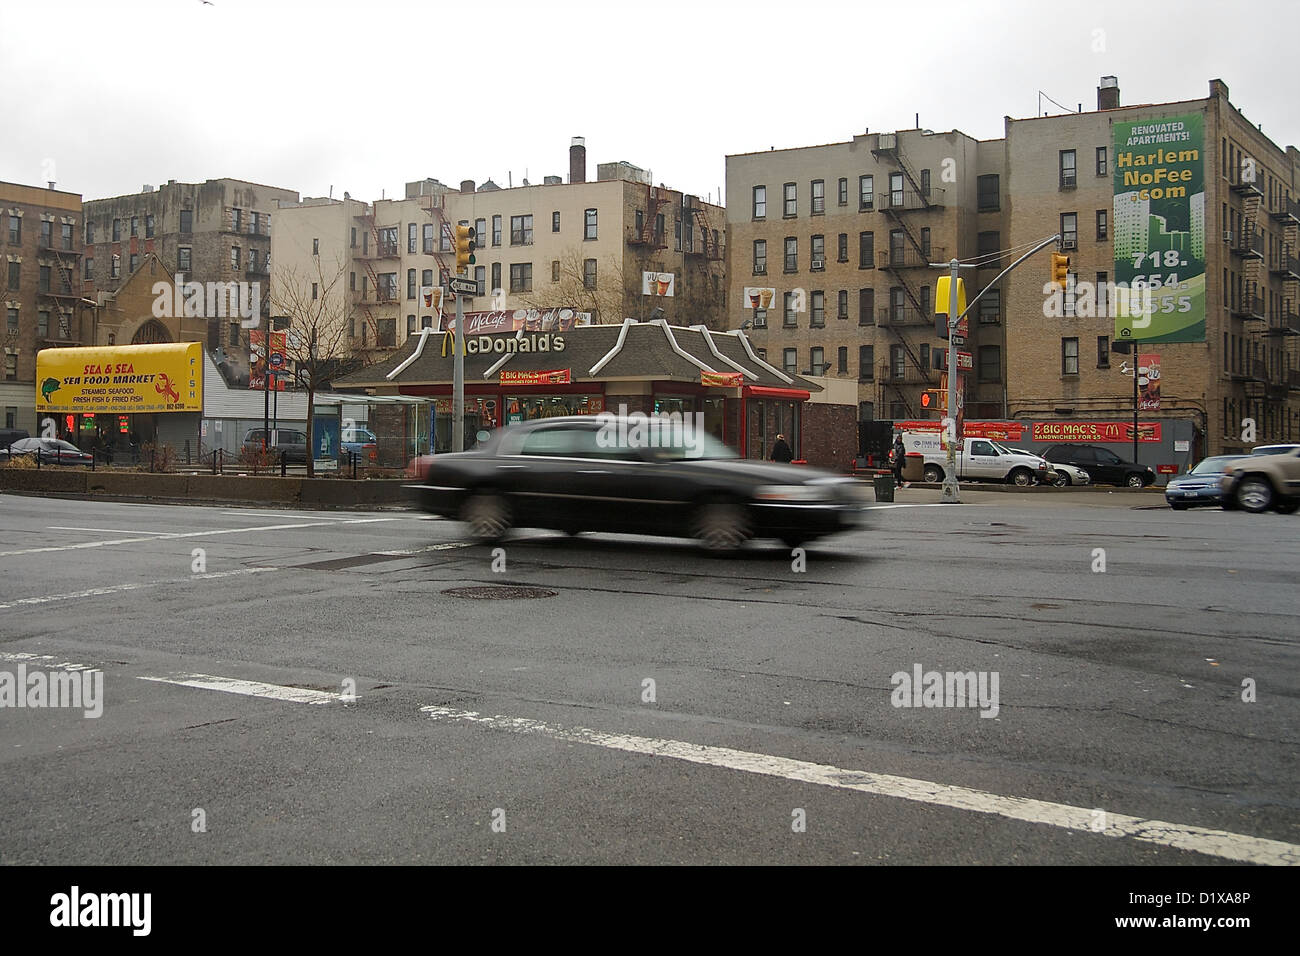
[335, 320, 859, 468]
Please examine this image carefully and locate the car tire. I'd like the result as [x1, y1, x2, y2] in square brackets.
[460, 492, 511, 542]
[691, 500, 751, 554]
[1053, 472, 1071, 487]
[1235, 476, 1273, 513]
[780, 536, 806, 550]
[1125, 473, 1146, 488]
[1009, 468, 1034, 487]
[1273, 499, 1299, 515]
[923, 465, 944, 483]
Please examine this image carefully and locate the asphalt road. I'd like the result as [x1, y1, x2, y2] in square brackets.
[0, 489, 1296, 865]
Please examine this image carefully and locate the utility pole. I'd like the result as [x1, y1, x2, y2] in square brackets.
[452, 283, 464, 452]
[941, 258, 961, 504]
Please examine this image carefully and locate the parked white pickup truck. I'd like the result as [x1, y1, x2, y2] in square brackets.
[903, 433, 1052, 486]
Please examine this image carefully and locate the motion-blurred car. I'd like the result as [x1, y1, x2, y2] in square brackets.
[1039, 443, 1156, 487]
[1250, 444, 1300, 456]
[1164, 455, 1247, 509]
[1220, 446, 1300, 514]
[406, 415, 868, 552]
[3, 437, 94, 466]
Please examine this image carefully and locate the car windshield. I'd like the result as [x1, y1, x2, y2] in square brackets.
[990, 442, 1020, 456]
[48, 440, 81, 452]
[1190, 455, 1246, 474]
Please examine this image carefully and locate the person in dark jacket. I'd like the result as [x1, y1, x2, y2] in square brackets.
[891, 431, 906, 482]
[771, 434, 794, 463]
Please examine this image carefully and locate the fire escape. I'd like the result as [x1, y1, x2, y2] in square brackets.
[37, 226, 84, 346]
[1266, 190, 1300, 397]
[872, 133, 945, 417]
[352, 210, 403, 349]
[627, 184, 671, 251]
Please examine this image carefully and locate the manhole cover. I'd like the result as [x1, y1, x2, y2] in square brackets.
[442, 586, 558, 600]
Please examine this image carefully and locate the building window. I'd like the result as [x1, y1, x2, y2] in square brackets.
[1063, 272, 1077, 317]
[783, 182, 797, 217]
[404, 222, 416, 254]
[810, 346, 825, 374]
[889, 173, 904, 208]
[179, 209, 193, 234]
[552, 260, 560, 282]
[491, 262, 501, 294]
[978, 345, 1001, 383]
[920, 168, 931, 198]
[110, 255, 120, 278]
[583, 259, 597, 289]
[312, 237, 319, 256]
[421, 268, 433, 290]
[837, 346, 848, 374]
[552, 211, 561, 233]
[859, 345, 874, 380]
[85, 221, 94, 245]
[1060, 212, 1077, 249]
[979, 286, 1001, 323]
[422, 223, 434, 254]
[810, 235, 825, 271]
[784, 237, 797, 273]
[1062, 337, 1079, 375]
[1097, 335, 1110, 368]
[584, 208, 597, 240]
[407, 314, 416, 335]
[112, 218, 121, 241]
[858, 288, 874, 326]
[6, 261, 17, 291]
[1096, 146, 1107, 176]
[1096, 271, 1108, 318]
[977, 174, 999, 211]
[783, 292, 797, 327]
[84, 257, 93, 278]
[407, 269, 417, 299]
[492, 215, 502, 246]
[39, 265, 50, 291]
[920, 343, 930, 369]
[5, 355, 16, 380]
[61, 222, 74, 249]
[783, 349, 797, 374]
[145, 214, 155, 239]
[920, 226, 931, 258]
[859, 231, 874, 269]
[230, 209, 242, 234]
[37, 310, 48, 337]
[510, 215, 533, 246]
[230, 247, 241, 271]
[811, 291, 825, 326]
[1059, 150, 1077, 188]
[58, 312, 70, 339]
[838, 178, 848, 207]
[859, 175, 873, 210]
[130, 216, 139, 238]
[838, 290, 848, 319]
[474, 265, 485, 295]
[40, 220, 52, 248]
[811, 179, 825, 215]
[752, 185, 766, 219]
[439, 228, 448, 252]
[1096, 209, 1107, 239]
[129, 253, 138, 274]
[753, 239, 766, 274]
[311, 282, 318, 300]
[752, 308, 767, 328]
[837, 233, 848, 263]
[5, 307, 16, 333]
[510, 263, 532, 292]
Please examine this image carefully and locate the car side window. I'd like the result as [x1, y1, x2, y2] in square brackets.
[1096, 449, 1120, 464]
[971, 440, 996, 456]
[520, 427, 585, 457]
[1070, 447, 1095, 463]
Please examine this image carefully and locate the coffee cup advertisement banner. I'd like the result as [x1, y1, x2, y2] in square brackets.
[642, 271, 675, 297]
[743, 287, 776, 310]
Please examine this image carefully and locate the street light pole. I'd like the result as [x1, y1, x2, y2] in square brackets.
[941, 258, 961, 503]
[452, 280, 464, 453]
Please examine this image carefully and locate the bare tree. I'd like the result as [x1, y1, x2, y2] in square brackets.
[270, 256, 352, 478]
[517, 246, 627, 323]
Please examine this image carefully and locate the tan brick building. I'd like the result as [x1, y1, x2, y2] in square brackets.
[726, 130, 1009, 422]
[271, 139, 726, 370]
[1, 181, 86, 433]
[1003, 78, 1299, 456]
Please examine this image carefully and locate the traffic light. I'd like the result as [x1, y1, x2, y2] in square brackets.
[1051, 253, 1070, 292]
[454, 223, 477, 272]
[920, 389, 946, 412]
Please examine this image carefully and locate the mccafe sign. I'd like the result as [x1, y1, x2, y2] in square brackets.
[443, 332, 566, 357]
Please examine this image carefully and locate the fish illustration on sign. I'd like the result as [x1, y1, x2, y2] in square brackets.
[40, 377, 61, 402]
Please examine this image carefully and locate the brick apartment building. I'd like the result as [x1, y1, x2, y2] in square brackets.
[1, 181, 86, 434]
[271, 138, 726, 367]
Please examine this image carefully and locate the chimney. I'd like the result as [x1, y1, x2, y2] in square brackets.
[1209, 78, 1230, 101]
[570, 136, 586, 184]
[460, 179, 475, 194]
[1097, 76, 1120, 111]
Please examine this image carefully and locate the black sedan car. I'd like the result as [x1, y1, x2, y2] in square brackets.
[406, 416, 868, 551]
[1039, 443, 1156, 487]
[3, 437, 94, 466]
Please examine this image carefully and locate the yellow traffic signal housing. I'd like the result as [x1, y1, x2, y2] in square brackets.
[455, 223, 477, 272]
[1051, 253, 1071, 291]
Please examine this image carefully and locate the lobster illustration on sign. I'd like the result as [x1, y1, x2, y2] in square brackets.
[155, 372, 180, 403]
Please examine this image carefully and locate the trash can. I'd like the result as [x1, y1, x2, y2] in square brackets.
[873, 473, 895, 502]
[902, 452, 925, 482]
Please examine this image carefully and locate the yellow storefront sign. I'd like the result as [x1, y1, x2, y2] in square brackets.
[36, 342, 203, 413]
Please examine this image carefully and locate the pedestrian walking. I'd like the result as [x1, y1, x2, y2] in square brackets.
[891, 431, 906, 483]
[770, 433, 794, 464]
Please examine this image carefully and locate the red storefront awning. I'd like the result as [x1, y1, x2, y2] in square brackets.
[743, 385, 811, 401]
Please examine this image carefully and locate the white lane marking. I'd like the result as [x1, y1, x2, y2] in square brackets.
[0, 651, 98, 671]
[0, 520, 345, 557]
[865, 503, 989, 510]
[137, 674, 345, 705]
[420, 706, 1299, 866]
[219, 511, 313, 520]
[47, 526, 171, 535]
[374, 542, 472, 556]
[0, 568, 277, 610]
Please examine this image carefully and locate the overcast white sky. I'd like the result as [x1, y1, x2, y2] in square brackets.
[2, 0, 1297, 205]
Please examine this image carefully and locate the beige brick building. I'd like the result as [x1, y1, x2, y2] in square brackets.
[271, 139, 726, 371]
[726, 130, 1008, 422]
[2, 181, 86, 433]
[1003, 78, 1299, 456]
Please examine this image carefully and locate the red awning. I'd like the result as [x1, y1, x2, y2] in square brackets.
[743, 385, 811, 401]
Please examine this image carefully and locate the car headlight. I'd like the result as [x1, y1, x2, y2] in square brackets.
[755, 484, 831, 502]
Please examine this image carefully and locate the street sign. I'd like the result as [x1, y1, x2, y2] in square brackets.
[957, 350, 973, 371]
[950, 334, 966, 347]
[269, 352, 284, 369]
[448, 276, 478, 297]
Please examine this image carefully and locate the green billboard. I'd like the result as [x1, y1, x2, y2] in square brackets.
[1112, 112, 1206, 344]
